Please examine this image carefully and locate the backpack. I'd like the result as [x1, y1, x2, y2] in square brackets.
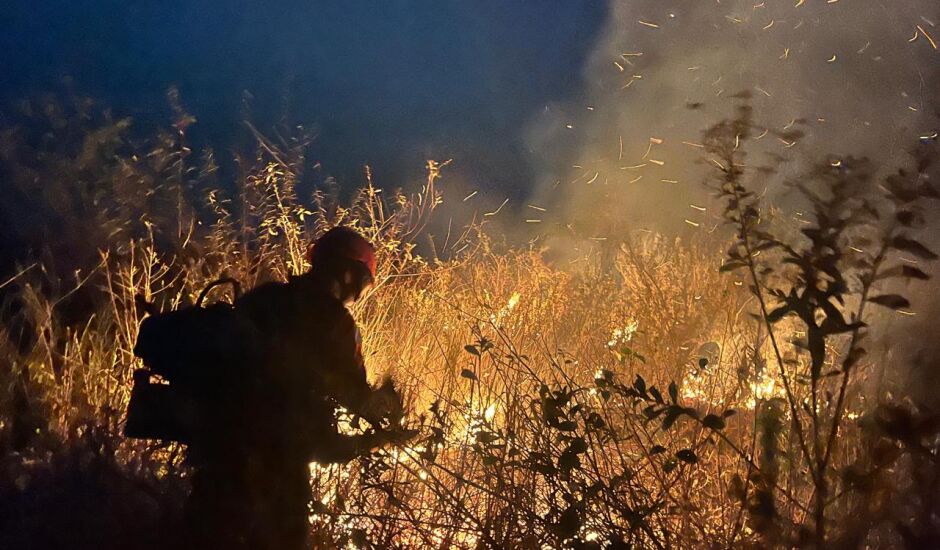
[124, 279, 257, 442]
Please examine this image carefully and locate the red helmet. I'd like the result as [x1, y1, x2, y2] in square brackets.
[308, 227, 377, 280]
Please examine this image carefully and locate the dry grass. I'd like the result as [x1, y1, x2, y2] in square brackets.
[1, 95, 937, 549]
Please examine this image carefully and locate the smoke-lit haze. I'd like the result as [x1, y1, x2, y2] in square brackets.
[529, 0, 939, 238]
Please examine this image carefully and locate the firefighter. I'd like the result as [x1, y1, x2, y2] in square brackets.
[182, 226, 412, 550]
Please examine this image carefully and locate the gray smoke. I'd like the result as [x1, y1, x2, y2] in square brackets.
[527, 0, 939, 238]
[521, 0, 940, 405]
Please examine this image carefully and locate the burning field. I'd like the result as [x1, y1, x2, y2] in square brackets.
[1, 96, 938, 549]
[2, 2, 940, 549]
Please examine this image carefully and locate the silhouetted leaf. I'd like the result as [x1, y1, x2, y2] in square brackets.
[463, 345, 480, 356]
[555, 504, 581, 539]
[766, 305, 791, 323]
[868, 294, 911, 310]
[476, 431, 499, 444]
[919, 181, 940, 199]
[876, 264, 931, 281]
[460, 368, 478, 381]
[662, 407, 682, 430]
[703, 414, 726, 430]
[633, 375, 647, 396]
[899, 265, 930, 280]
[668, 381, 678, 403]
[728, 474, 746, 500]
[895, 210, 917, 226]
[649, 386, 663, 404]
[558, 451, 580, 472]
[720, 260, 746, 273]
[532, 462, 557, 476]
[676, 449, 698, 464]
[594, 369, 613, 387]
[892, 236, 938, 260]
[567, 437, 588, 454]
[649, 445, 667, 455]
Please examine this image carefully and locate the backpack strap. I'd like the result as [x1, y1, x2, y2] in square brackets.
[196, 278, 242, 307]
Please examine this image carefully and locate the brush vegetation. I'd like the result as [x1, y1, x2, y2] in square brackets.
[1, 92, 938, 549]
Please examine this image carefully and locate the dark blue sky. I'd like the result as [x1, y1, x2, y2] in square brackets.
[1, 1, 607, 191]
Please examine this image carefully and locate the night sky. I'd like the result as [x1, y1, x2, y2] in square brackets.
[2, 1, 938, 235]
[1, 1, 607, 194]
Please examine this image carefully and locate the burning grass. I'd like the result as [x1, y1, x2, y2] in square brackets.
[1, 95, 938, 548]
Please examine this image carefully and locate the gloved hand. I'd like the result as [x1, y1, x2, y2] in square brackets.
[378, 424, 419, 445]
[358, 377, 408, 430]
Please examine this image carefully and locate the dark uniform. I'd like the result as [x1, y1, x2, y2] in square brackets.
[183, 274, 381, 550]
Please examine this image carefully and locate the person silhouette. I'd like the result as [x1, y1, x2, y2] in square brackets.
[181, 226, 412, 549]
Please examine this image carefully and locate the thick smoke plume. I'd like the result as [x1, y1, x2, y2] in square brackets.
[528, 0, 939, 238]
[522, 0, 940, 408]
